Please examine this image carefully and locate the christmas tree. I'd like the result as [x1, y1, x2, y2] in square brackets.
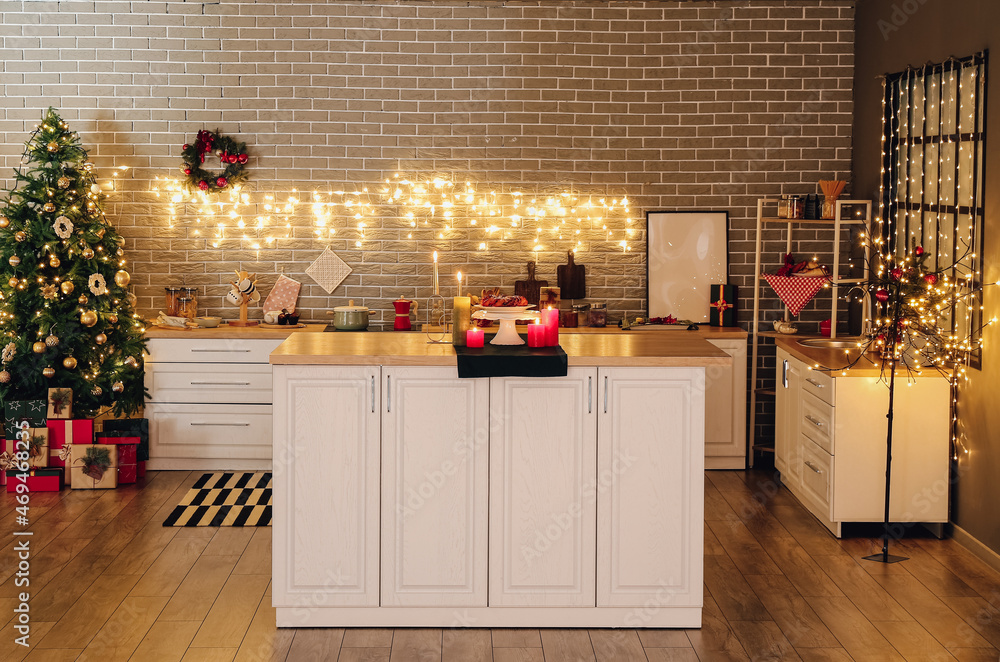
[0, 108, 146, 417]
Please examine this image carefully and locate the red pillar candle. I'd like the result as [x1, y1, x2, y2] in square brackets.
[541, 307, 559, 346]
[527, 323, 546, 347]
[466, 327, 484, 348]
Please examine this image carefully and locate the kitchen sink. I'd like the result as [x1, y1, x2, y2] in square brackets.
[797, 337, 866, 349]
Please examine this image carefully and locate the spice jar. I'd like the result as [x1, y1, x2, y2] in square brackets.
[164, 287, 181, 316]
[573, 304, 590, 327]
[777, 195, 789, 219]
[177, 296, 196, 320]
[560, 309, 578, 328]
[790, 195, 804, 219]
[588, 302, 607, 328]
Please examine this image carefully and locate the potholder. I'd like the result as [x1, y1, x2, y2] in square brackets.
[263, 275, 302, 313]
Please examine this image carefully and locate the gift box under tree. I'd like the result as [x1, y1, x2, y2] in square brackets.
[47, 388, 73, 419]
[4, 400, 47, 440]
[101, 419, 149, 462]
[47, 419, 94, 482]
[97, 435, 140, 484]
[710, 284, 738, 327]
[26, 428, 49, 469]
[70, 444, 118, 489]
[6, 468, 61, 493]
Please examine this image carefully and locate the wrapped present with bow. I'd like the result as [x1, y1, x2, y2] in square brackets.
[47, 388, 73, 419]
[0, 451, 17, 486]
[70, 444, 118, 489]
[26, 428, 49, 468]
[6, 467, 61, 493]
[48, 419, 95, 481]
[710, 284, 738, 327]
[4, 400, 47, 440]
[96, 435, 140, 484]
[99, 419, 149, 462]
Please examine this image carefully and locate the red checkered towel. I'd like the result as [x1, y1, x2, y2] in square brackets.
[762, 274, 829, 317]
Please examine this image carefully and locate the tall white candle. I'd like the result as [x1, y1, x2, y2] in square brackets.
[457, 270, 462, 298]
[432, 251, 439, 296]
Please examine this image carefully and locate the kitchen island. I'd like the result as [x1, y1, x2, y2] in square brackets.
[270, 332, 730, 628]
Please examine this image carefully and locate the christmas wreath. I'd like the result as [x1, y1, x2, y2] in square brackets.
[180, 129, 250, 193]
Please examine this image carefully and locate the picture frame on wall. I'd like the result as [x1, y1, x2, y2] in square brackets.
[646, 210, 729, 323]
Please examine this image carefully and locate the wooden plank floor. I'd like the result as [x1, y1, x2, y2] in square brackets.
[2, 469, 999, 661]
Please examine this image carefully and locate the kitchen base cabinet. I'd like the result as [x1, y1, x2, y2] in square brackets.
[272, 361, 706, 627]
[704, 338, 747, 470]
[775, 346, 950, 537]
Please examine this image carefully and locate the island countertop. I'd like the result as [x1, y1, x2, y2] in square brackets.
[269, 331, 731, 367]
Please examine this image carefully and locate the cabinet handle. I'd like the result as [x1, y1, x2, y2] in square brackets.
[782, 359, 788, 388]
[804, 415, 824, 429]
[604, 376, 609, 414]
[191, 348, 251, 353]
[190, 422, 250, 427]
[190, 381, 251, 386]
[386, 374, 391, 412]
[804, 460, 823, 474]
[806, 378, 824, 388]
[588, 376, 592, 414]
[371, 375, 375, 413]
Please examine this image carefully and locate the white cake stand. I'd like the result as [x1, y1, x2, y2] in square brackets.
[471, 307, 539, 345]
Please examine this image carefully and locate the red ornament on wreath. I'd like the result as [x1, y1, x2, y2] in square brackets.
[179, 129, 250, 193]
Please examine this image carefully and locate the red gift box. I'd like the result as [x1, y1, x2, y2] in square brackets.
[47, 419, 95, 446]
[6, 468, 62, 493]
[98, 436, 140, 485]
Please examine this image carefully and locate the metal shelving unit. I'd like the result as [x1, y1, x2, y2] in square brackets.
[748, 198, 872, 465]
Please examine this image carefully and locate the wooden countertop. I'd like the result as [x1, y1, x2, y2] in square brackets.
[774, 336, 947, 378]
[270, 332, 732, 367]
[145, 323, 327, 339]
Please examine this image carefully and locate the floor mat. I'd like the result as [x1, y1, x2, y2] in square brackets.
[162, 471, 271, 526]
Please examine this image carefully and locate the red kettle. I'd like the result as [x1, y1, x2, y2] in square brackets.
[392, 297, 419, 331]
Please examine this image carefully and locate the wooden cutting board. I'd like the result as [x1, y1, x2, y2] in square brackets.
[557, 251, 586, 299]
[513, 261, 547, 306]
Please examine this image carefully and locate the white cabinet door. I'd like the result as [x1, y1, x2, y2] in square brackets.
[271, 365, 380, 607]
[705, 338, 747, 468]
[597, 367, 704, 608]
[775, 349, 803, 487]
[381, 367, 489, 607]
[489, 369, 597, 607]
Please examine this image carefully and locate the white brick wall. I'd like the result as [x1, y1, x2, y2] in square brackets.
[0, 0, 855, 335]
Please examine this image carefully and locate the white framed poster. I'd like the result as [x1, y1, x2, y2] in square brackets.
[646, 210, 728, 322]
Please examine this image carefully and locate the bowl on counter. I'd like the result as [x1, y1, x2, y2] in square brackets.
[195, 316, 222, 328]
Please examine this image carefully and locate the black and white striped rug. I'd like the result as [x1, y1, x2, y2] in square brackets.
[163, 472, 272, 527]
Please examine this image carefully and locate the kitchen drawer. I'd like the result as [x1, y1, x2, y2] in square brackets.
[145, 338, 284, 364]
[801, 367, 834, 406]
[800, 390, 833, 454]
[799, 437, 833, 519]
[146, 403, 272, 460]
[146, 363, 272, 404]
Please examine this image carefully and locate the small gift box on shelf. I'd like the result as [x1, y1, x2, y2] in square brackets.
[710, 284, 738, 327]
[100, 419, 149, 462]
[4, 400, 47, 440]
[47, 388, 73, 419]
[97, 435, 140, 484]
[70, 444, 118, 490]
[47, 419, 95, 447]
[26, 428, 49, 468]
[6, 467, 62, 493]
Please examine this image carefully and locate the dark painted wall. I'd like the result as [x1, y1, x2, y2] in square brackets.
[855, 0, 1000, 554]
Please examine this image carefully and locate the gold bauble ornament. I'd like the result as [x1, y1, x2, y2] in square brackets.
[57, 176, 71, 189]
[32, 341, 47, 354]
[114, 270, 130, 287]
[112, 381, 124, 393]
[91, 385, 102, 396]
[124, 356, 138, 369]
[45, 334, 59, 347]
[0, 215, 8, 228]
[43, 202, 56, 213]
[116, 236, 125, 247]
[78, 294, 88, 305]
[0, 370, 9, 384]
[62, 356, 77, 369]
[116, 248, 124, 257]
[108, 314, 118, 324]
[49, 255, 61, 268]
[82, 247, 95, 259]
[8, 277, 18, 288]
[80, 310, 98, 327]
[9, 256, 20, 267]
[61, 281, 74, 295]
[14, 231, 26, 242]
[46, 141, 59, 152]
[43, 367, 55, 378]
[95, 333, 107, 345]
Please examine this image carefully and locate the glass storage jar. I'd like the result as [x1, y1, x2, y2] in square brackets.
[164, 287, 181, 316]
[588, 303, 607, 327]
[177, 296, 197, 320]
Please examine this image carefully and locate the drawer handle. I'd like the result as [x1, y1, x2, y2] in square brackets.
[190, 422, 251, 427]
[190, 381, 251, 386]
[805, 378, 824, 388]
[805, 415, 824, 429]
[804, 460, 823, 474]
[191, 348, 252, 353]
